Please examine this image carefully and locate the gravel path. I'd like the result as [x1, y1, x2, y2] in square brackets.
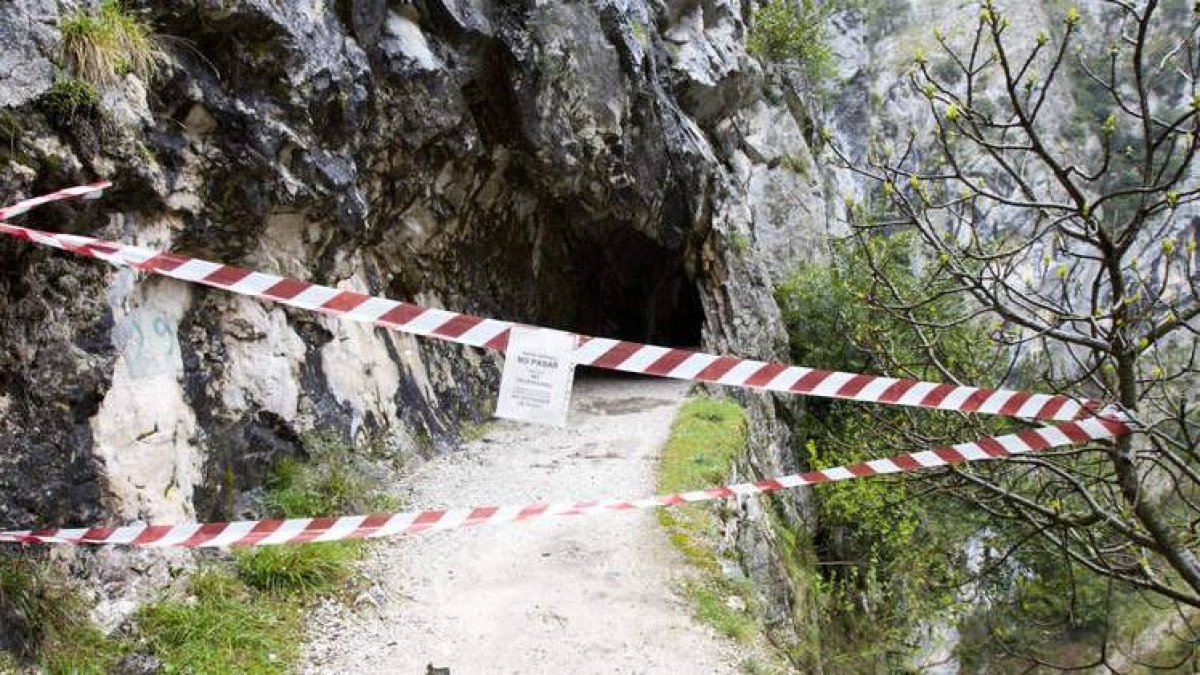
[300, 376, 742, 674]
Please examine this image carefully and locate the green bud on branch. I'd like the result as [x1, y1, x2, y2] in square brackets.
[1102, 112, 1117, 138]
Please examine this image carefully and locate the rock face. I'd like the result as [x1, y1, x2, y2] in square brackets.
[0, 0, 833, 633]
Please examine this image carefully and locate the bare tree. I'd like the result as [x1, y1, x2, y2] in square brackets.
[826, 0, 1200, 657]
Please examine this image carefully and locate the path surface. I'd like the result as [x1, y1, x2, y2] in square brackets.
[301, 377, 742, 674]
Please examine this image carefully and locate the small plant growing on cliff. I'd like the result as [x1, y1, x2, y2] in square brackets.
[748, 0, 832, 79]
[60, 0, 160, 88]
[0, 110, 20, 149]
[0, 554, 126, 669]
[39, 76, 100, 122]
[0, 555, 81, 658]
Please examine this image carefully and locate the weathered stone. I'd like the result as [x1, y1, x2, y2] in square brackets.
[0, 0, 832, 643]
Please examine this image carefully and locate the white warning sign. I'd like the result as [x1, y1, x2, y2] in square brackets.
[495, 327, 577, 428]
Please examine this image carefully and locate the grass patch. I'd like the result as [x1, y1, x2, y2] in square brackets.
[264, 433, 398, 519]
[235, 542, 363, 596]
[135, 571, 299, 674]
[657, 397, 747, 494]
[688, 577, 759, 642]
[459, 420, 494, 444]
[0, 554, 128, 672]
[141, 433, 398, 672]
[656, 397, 764, 642]
[234, 433, 398, 596]
[60, 0, 160, 88]
[2, 434, 400, 673]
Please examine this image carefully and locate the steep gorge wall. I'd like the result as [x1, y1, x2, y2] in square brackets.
[0, 0, 834, 632]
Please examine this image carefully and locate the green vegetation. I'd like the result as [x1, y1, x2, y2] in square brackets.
[141, 434, 395, 671]
[235, 432, 397, 595]
[235, 542, 361, 596]
[775, 236, 992, 670]
[747, 0, 832, 79]
[729, 231, 751, 255]
[657, 397, 784, 665]
[778, 152, 809, 178]
[0, 434, 399, 673]
[135, 571, 300, 674]
[458, 420, 494, 444]
[775, 232, 1192, 668]
[59, 0, 160, 88]
[630, 19, 648, 47]
[0, 110, 20, 148]
[0, 554, 128, 673]
[39, 77, 100, 121]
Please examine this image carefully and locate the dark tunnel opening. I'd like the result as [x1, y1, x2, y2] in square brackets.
[567, 227, 704, 348]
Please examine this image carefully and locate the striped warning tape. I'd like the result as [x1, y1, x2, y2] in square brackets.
[0, 183, 1114, 423]
[0, 181, 108, 220]
[0, 183, 1134, 549]
[0, 416, 1129, 547]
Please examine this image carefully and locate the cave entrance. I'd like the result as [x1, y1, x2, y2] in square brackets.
[549, 223, 704, 350]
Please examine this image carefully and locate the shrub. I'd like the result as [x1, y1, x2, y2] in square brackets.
[60, 0, 160, 88]
[747, 0, 832, 79]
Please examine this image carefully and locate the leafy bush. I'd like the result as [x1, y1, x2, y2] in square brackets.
[774, 236, 1006, 669]
[748, 0, 832, 79]
[60, 0, 160, 87]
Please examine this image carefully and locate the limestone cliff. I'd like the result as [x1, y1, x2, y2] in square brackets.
[0, 0, 835, 637]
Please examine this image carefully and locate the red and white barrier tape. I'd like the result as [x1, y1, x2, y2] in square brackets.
[0, 184, 1133, 549]
[0, 183, 1111, 423]
[0, 416, 1129, 547]
[0, 181, 107, 220]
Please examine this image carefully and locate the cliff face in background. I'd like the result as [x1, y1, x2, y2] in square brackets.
[0, 0, 835, 634]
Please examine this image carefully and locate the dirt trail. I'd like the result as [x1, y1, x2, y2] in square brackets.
[301, 377, 742, 674]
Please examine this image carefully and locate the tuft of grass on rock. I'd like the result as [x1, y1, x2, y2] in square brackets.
[0, 554, 128, 672]
[60, 0, 161, 88]
[39, 77, 100, 122]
